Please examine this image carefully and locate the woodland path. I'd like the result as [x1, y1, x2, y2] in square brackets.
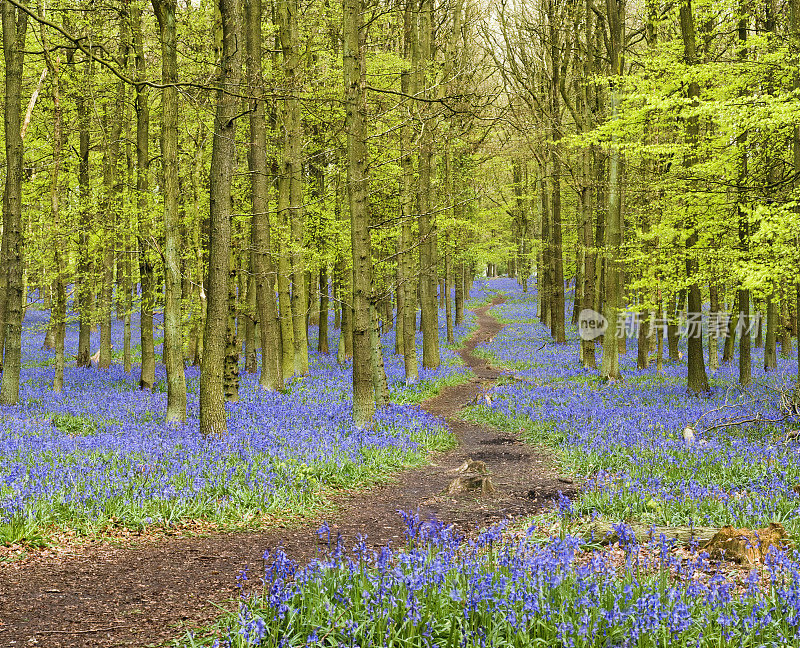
[0, 296, 572, 647]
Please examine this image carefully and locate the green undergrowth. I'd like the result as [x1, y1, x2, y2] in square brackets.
[462, 390, 800, 539]
[0, 419, 454, 549]
[391, 371, 472, 405]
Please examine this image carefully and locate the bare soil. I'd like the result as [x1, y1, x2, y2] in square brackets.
[0, 296, 571, 647]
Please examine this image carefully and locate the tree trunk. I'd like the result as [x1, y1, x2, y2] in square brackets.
[708, 283, 719, 372]
[765, 291, 777, 371]
[223, 247, 239, 401]
[344, 0, 375, 425]
[780, 284, 791, 359]
[549, 9, 565, 344]
[400, 13, 418, 383]
[153, 0, 187, 420]
[539, 170, 551, 328]
[723, 291, 738, 363]
[133, 7, 155, 389]
[445, 251, 454, 345]
[245, 0, 281, 390]
[601, 0, 625, 381]
[679, 0, 710, 394]
[278, 0, 308, 376]
[736, 5, 751, 387]
[454, 262, 464, 326]
[739, 288, 751, 385]
[581, 152, 596, 369]
[76, 47, 93, 369]
[417, 0, 439, 369]
[99, 15, 127, 372]
[370, 302, 388, 407]
[318, 266, 330, 354]
[0, 0, 27, 404]
[200, 0, 240, 436]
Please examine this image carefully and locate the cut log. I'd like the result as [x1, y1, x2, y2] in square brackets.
[578, 519, 718, 546]
[702, 523, 789, 565]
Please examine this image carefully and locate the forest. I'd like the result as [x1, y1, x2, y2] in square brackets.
[1, 0, 800, 645]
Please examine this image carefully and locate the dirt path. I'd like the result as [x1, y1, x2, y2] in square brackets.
[0, 297, 570, 647]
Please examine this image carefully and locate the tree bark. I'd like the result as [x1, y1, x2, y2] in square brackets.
[223, 247, 239, 401]
[153, 0, 188, 420]
[0, 0, 27, 404]
[278, 0, 308, 376]
[708, 283, 720, 372]
[344, 0, 375, 426]
[679, 0, 710, 395]
[245, 0, 282, 390]
[200, 0, 241, 436]
[318, 266, 330, 354]
[417, 0, 439, 369]
[133, 7, 155, 390]
[601, 0, 625, 381]
[765, 291, 777, 371]
[43, 27, 66, 391]
[737, 5, 751, 387]
[548, 4, 565, 344]
[76, 46, 93, 369]
[445, 250, 454, 345]
[400, 5, 419, 383]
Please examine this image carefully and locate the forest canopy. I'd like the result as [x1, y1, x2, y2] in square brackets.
[0, 0, 798, 429]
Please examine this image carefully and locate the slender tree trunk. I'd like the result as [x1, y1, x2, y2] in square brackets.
[153, 0, 187, 420]
[344, 0, 375, 425]
[736, 5, 751, 387]
[278, 0, 308, 376]
[336, 252, 353, 360]
[792, 0, 800, 401]
[666, 291, 678, 361]
[445, 251, 454, 345]
[765, 291, 777, 371]
[200, 0, 240, 436]
[133, 7, 155, 389]
[580, 153, 596, 368]
[601, 0, 625, 381]
[417, 0, 439, 369]
[318, 266, 330, 353]
[780, 284, 791, 359]
[679, 0, 710, 394]
[739, 289, 751, 385]
[708, 283, 719, 372]
[245, 0, 281, 390]
[539, 170, 551, 328]
[0, 0, 27, 403]
[454, 263, 464, 326]
[549, 10, 565, 344]
[723, 291, 737, 362]
[76, 48, 93, 369]
[400, 13, 418, 383]
[99, 15, 127, 371]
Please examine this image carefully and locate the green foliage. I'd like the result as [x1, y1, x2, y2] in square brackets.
[51, 414, 97, 437]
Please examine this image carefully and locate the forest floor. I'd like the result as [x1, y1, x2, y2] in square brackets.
[0, 295, 570, 648]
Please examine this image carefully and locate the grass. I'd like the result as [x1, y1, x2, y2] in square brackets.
[390, 371, 472, 405]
